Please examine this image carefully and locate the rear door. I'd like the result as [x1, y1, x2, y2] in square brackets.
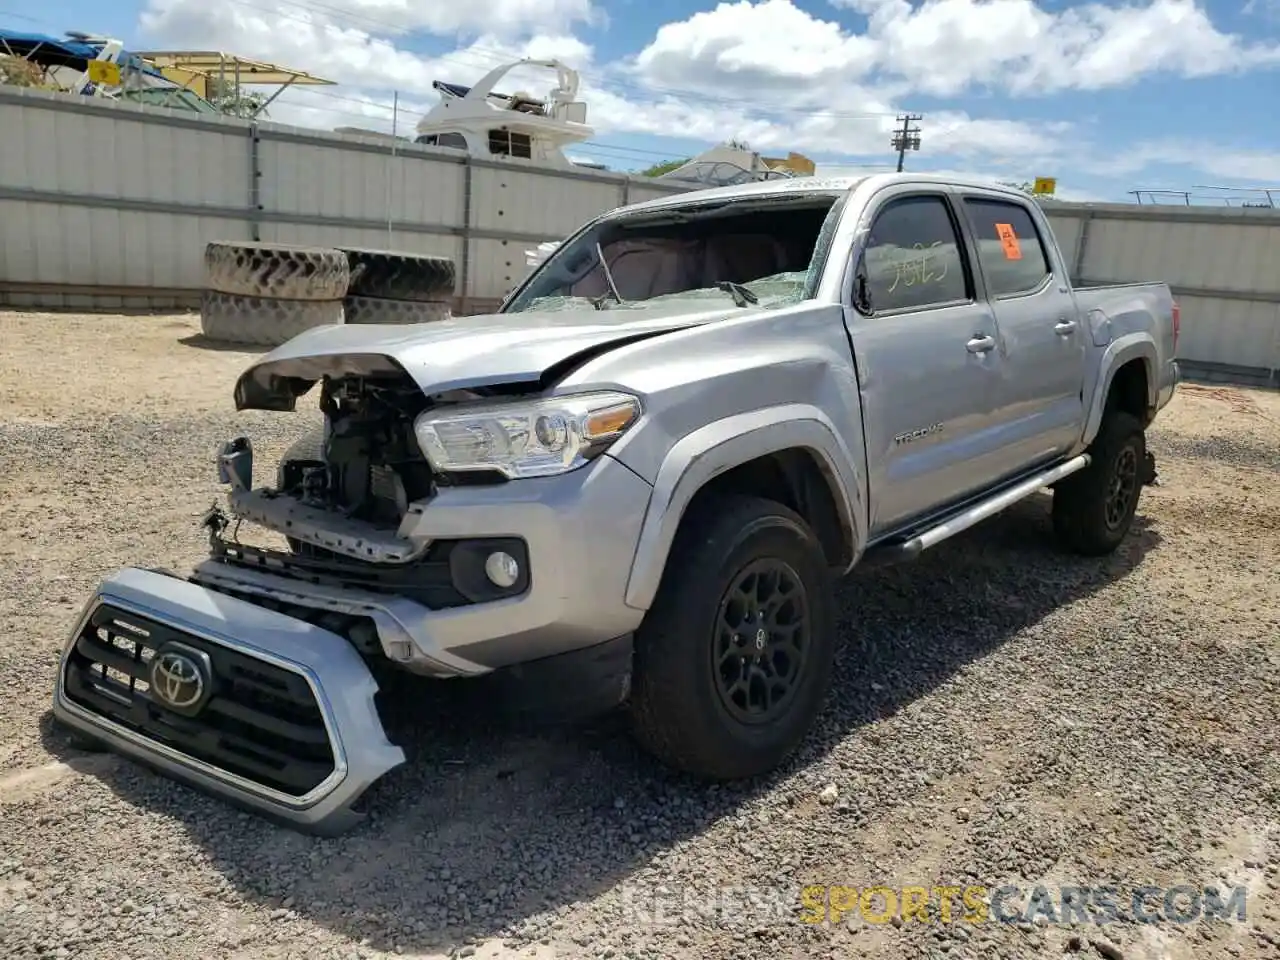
[842, 187, 1007, 538]
[959, 194, 1086, 467]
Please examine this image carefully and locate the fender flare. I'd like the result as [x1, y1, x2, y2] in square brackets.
[622, 404, 866, 612]
[1082, 333, 1157, 447]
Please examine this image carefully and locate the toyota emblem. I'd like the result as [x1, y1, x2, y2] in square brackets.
[149, 650, 206, 710]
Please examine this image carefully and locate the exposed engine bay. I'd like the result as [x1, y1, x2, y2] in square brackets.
[277, 374, 439, 526]
[203, 372, 534, 631]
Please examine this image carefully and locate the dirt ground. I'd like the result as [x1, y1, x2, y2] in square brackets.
[0, 310, 1277, 960]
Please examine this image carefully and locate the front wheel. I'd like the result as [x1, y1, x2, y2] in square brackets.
[627, 495, 836, 781]
[1052, 410, 1146, 556]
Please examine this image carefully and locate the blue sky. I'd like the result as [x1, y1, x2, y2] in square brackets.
[4, 0, 1279, 202]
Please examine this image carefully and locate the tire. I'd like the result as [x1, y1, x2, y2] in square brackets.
[204, 242, 350, 301]
[341, 248, 456, 301]
[276, 427, 327, 554]
[200, 291, 343, 348]
[343, 295, 451, 325]
[280, 425, 326, 466]
[1052, 410, 1146, 556]
[628, 495, 836, 781]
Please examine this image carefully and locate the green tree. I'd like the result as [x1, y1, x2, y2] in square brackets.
[206, 77, 270, 118]
[640, 157, 691, 177]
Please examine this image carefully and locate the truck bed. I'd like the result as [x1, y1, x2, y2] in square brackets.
[1072, 279, 1180, 419]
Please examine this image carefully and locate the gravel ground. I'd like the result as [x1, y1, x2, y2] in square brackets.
[1, 310, 1278, 960]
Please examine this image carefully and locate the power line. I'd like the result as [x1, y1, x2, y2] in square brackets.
[891, 114, 922, 172]
[0, 8, 45, 24]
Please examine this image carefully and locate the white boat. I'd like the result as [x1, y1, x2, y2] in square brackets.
[413, 57, 819, 190]
[414, 59, 593, 168]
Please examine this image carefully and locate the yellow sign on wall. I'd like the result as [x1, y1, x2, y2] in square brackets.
[1032, 177, 1057, 196]
[86, 60, 121, 86]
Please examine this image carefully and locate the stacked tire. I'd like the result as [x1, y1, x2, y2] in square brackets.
[199, 241, 458, 347]
[339, 247, 456, 325]
[201, 242, 348, 347]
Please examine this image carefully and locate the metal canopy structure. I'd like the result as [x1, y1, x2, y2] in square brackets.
[131, 50, 335, 114]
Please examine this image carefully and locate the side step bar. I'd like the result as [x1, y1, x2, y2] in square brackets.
[862, 454, 1092, 567]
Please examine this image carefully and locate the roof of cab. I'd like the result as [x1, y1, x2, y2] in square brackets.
[612, 171, 1034, 216]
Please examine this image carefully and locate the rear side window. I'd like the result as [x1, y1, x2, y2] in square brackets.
[964, 198, 1052, 297]
[859, 196, 969, 313]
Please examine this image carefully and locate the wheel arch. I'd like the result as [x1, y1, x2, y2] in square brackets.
[1082, 334, 1157, 446]
[622, 405, 866, 612]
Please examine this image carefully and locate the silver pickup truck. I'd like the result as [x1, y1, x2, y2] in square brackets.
[52, 173, 1180, 834]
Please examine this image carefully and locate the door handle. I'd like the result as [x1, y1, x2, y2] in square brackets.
[1054, 318, 1077, 335]
[966, 334, 996, 354]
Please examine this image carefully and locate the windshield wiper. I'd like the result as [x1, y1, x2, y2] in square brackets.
[716, 281, 760, 307]
[591, 242, 625, 311]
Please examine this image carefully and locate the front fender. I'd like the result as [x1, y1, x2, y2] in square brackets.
[621, 404, 866, 612]
[1082, 333, 1157, 447]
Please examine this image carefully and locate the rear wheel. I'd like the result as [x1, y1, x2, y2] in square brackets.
[628, 496, 836, 781]
[1052, 410, 1146, 555]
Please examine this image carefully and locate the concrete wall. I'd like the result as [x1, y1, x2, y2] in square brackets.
[0, 85, 687, 314]
[1041, 201, 1280, 386]
[1, 86, 1277, 384]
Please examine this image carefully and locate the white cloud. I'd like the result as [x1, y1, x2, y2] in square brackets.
[1076, 141, 1280, 184]
[1243, 0, 1280, 18]
[139, 0, 599, 44]
[630, 0, 1280, 100]
[633, 0, 878, 93]
[261, 38, 598, 133]
[137, 0, 599, 131]
[134, 0, 1280, 195]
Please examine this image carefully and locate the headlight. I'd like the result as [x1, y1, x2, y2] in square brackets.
[413, 391, 642, 479]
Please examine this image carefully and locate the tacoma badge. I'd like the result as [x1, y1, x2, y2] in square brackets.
[894, 423, 944, 445]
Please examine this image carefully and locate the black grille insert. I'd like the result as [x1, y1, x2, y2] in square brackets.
[215, 538, 471, 609]
[62, 604, 336, 797]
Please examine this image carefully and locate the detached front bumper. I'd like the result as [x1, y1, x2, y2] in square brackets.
[52, 567, 405, 835]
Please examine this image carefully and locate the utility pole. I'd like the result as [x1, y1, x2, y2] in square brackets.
[891, 114, 922, 172]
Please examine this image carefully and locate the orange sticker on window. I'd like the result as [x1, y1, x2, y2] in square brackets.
[995, 223, 1022, 260]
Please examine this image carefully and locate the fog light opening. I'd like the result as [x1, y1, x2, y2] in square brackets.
[484, 551, 520, 588]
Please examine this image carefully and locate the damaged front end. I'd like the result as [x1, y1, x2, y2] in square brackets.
[52, 318, 660, 832]
[195, 366, 536, 679]
[48, 373, 461, 836]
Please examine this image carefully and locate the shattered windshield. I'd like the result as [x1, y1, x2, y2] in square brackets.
[503, 195, 841, 316]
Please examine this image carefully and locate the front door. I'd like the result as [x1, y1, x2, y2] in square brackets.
[958, 194, 1087, 468]
[842, 189, 1006, 539]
